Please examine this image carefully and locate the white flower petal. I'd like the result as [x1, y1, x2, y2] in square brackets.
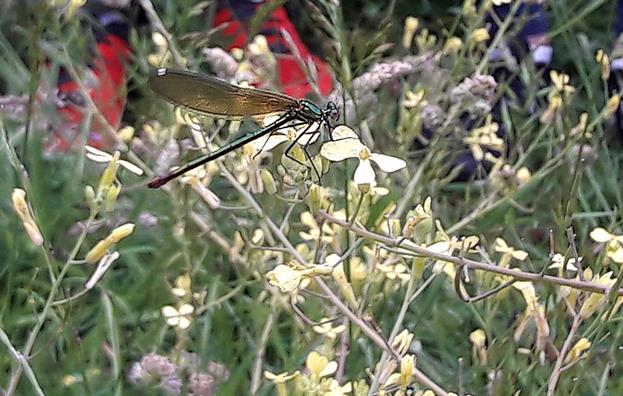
[252, 134, 289, 151]
[85, 251, 119, 289]
[320, 361, 338, 377]
[297, 132, 320, 146]
[179, 304, 195, 315]
[354, 159, 376, 185]
[177, 317, 191, 329]
[324, 254, 341, 266]
[296, 123, 321, 145]
[161, 306, 178, 318]
[296, 121, 320, 133]
[118, 160, 144, 175]
[85, 145, 111, 159]
[590, 227, 614, 243]
[320, 139, 359, 161]
[609, 248, 623, 263]
[85, 152, 111, 163]
[331, 125, 359, 140]
[369, 153, 406, 173]
[190, 180, 221, 209]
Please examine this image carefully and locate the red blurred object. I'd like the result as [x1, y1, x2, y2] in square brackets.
[45, 2, 132, 153]
[214, 3, 333, 98]
[54, 34, 132, 152]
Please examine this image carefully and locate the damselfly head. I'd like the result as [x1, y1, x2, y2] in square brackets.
[325, 102, 340, 122]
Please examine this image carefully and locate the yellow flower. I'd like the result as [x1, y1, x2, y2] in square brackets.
[494, 238, 528, 267]
[548, 253, 580, 274]
[570, 112, 590, 137]
[306, 351, 337, 379]
[516, 166, 532, 185]
[62, 374, 78, 387]
[266, 262, 330, 294]
[550, 70, 575, 98]
[603, 95, 621, 119]
[377, 262, 411, 283]
[264, 370, 300, 383]
[85, 223, 135, 263]
[323, 380, 353, 396]
[320, 126, 406, 187]
[463, 121, 504, 162]
[391, 329, 415, 356]
[590, 227, 623, 243]
[590, 227, 623, 264]
[85, 146, 144, 176]
[428, 234, 479, 278]
[265, 370, 300, 396]
[402, 196, 432, 240]
[147, 32, 171, 67]
[579, 272, 615, 319]
[463, 0, 477, 17]
[399, 354, 416, 389]
[312, 318, 346, 340]
[469, 28, 490, 44]
[299, 211, 335, 243]
[540, 95, 563, 123]
[248, 35, 272, 57]
[596, 49, 610, 80]
[161, 303, 194, 330]
[563, 337, 591, 365]
[443, 37, 463, 54]
[403, 89, 426, 108]
[266, 264, 306, 293]
[513, 281, 550, 357]
[117, 126, 135, 142]
[12, 189, 44, 246]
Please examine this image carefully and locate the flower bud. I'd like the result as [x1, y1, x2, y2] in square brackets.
[307, 183, 324, 213]
[104, 184, 121, 212]
[85, 185, 96, 211]
[402, 16, 419, 48]
[260, 169, 277, 195]
[332, 263, 358, 309]
[98, 151, 120, 193]
[85, 223, 135, 263]
[12, 189, 43, 246]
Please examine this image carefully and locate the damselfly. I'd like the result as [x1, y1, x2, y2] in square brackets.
[147, 68, 339, 188]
